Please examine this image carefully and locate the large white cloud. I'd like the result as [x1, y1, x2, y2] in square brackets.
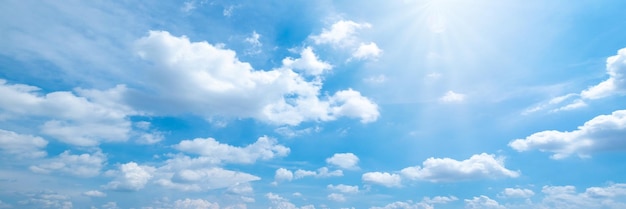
[581, 47, 626, 99]
[310, 20, 371, 47]
[500, 188, 535, 198]
[400, 153, 520, 182]
[510, 109, 626, 159]
[132, 30, 379, 125]
[326, 153, 359, 170]
[0, 80, 132, 146]
[29, 150, 106, 177]
[362, 172, 402, 187]
[174, 136, 289, 164]
[105, 162, 155, 191]
[0, 129, 48, 159]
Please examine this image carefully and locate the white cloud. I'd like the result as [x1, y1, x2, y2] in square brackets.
[266, 193, 315, 209]
[439, 91, 465, 103]
[174, 136, 290, 164]
[311, 20, 371, 47]
[328, 184, 359, 194]
[400, 153, 520, 182]
[102, 202, 120, 209]
[510, 109, 626, 159]
[0, 80, 132, 146]
[464, 195, 505, 209]
[29, 150, 106, 177]
[173, 198, 220, 209]
[362, 172, 402, 187]
[294, 169, 317, 179]
[275, 168, 294, 182]
[105, 162, 155, 191]
[328, 193, 346, 202]
[581, 47, 626, 99]
[244, 31, 262, 54]
[364, 75, 387, 84]
[18, 191, 73, 209]
[282, 47, 332, 76]
[132, 31, 379, 125]
[538, 183, 626, 209]
[0, 129, 47, 158]
[501, 188, 535, 198]
[157, 167, 260, 191]
[292, 167, 343, 179]
[83, 190, 106, 197]
[370, 196, 458, 209]
[326, 153, 359, 170]
[352, 42, 382, 60]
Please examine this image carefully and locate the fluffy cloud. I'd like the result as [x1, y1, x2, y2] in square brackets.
[362, 172, 402, 187]
[581, 47, 626, 99]
[29, 150, 106, 177]
[275, 168, 294, 182]
[105, 162, 155, 191]
[464, 195, 505, 209]
[17, 191, 73, 209]
[400, 153, 519, 182]
[83, 190, 106, 197]
[539, 183, 626, 208]
[173, 198, 220, 209]
[174, 136, 290, 164]
[0, 80, 132, 146]
[0, 129, 47, 159]
[132, 30, 378, 125]
[311, 20, 371, 47]
[439, 91, 465, 103]
[370, 196, 457, 209]
[282, 47, 332, 76]
[500, 188, 535, 198]
[157, 167, 260, 191]
[510, 109, 626, 159]
[266, 193, 316, 209]
[352, 42, 382, 61]
[326, 153, 359, 170]
[328, 193, 346, 202]
[327, 184, 359, 194]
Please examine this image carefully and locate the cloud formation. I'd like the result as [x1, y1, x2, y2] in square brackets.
[400, 153, 520, 182]
[510, 109, 626, 159]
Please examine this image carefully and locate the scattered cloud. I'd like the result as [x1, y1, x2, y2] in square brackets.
[132, 31, 379, 125]
[29, 150, 106, 177]
[174, 136, 290, 164]
[0, 129, 47, 159]
[465, 195, 505, 209]
[439, 91, 465, 103]
[364, 74, 387, 84]
[282, 47, 332, 76]
[362, 172, 402, 187]
[351, 42, 382, 61]
[105, 162, 155, 191]
[500, 188, 535, 198]
[310, 20, 371, 47]
[327, 184, 359, 194]
[173, 198, 220, 209]
[370, 196, 457, 209]
[400, 153, 520, 182]
[275, 168, 294, 182]
[326, 153, 359, 170]
[581, 48, 626, 99]
[328, 193, 346, 202]
[83, 190, 107, 197]
[510, 109, 626, 159]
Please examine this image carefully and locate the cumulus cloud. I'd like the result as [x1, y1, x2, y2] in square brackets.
[266, 193, 316, 209]
[18, 191, 73, 209]
[581, 48, 626, 99]
[83, 190, 106, 197]
[439, 91, 465, 103]
[400, 153, 520, 182]
[132, 30, 378, 125]
[278, 167, 343, 181]
[351, 42, 382, 61]
[310, 20, 371, 46]
[370, 196, 457, 209]
[29, 150, 106, 177]
[500, 188, 535, 198]
[158, 167, 260, 191]
[174, 136, 289, 164]
[538, 183, 626, 208]
[328, 193, 346, 202]
[465, 195, 505, 209]
[282, 47, 332, 76]
[362, 172, 402, 187]
[0, 129, 47, 159]
[510, 109, 626, 159]
[327, 184, 359, 194]
[275, 168, 294, 182]
[105, 162, 156, 191]
[0, 80, 132, 146]
[173, 198, 220, 209]
[326, 153, 359, 170]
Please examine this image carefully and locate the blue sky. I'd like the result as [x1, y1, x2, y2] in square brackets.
[1, 0, 626, 208]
